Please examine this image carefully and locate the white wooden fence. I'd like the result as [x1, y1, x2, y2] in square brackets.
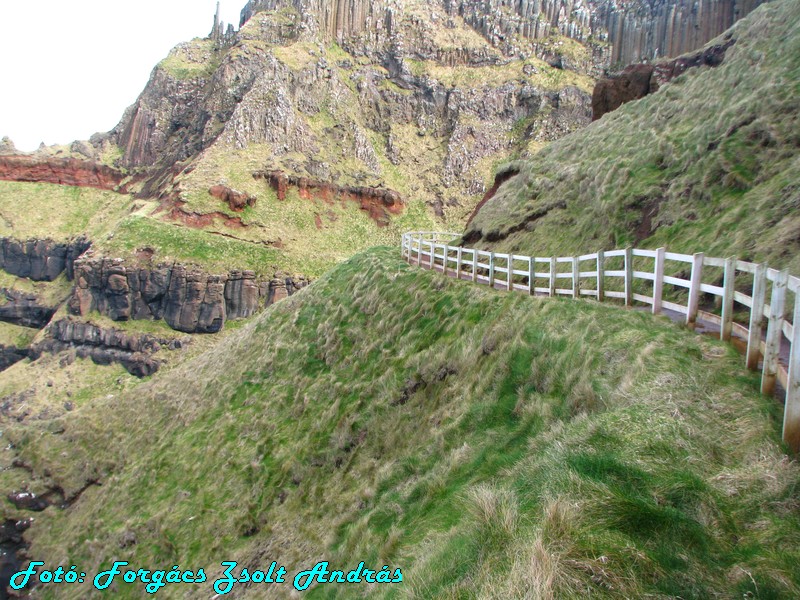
[401, 231, 800, 453]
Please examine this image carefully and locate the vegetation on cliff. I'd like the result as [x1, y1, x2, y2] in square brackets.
[464, 0, 800, 273]
[5, 248, 799, 599]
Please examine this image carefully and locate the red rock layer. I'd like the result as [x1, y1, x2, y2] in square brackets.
[254, 170, 404, 227]
[0, 155, 127, 191]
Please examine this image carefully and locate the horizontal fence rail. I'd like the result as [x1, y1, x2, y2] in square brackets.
[401, 232, 800, 453]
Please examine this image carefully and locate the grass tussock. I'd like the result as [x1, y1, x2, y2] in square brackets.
[4, 247, 798, 599]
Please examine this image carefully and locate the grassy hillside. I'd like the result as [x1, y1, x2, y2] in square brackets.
[0, 179, 427, 277]
[463, 0, 800, 273]
[9, 247, 799, 599]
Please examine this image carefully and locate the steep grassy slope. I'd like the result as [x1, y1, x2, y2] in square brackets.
[463, 0, 800, 273]
[9, 248, 799, 599]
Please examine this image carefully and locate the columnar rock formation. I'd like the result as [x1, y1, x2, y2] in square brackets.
[0, 237, 90, 281]
[69, 258, 309, 334]
[241, 0, 765, 66]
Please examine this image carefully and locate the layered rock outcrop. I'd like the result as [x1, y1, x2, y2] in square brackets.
[32, 319, 185, 377]
[255, 170, 403, 225]
[0, 345, 28, 372]
[0, 156, 127, 191]
[209, 185, 257, 211]
[592, 35, 735, 120]
[69, 258, 309, 334]
[0, 237, 90, 282]
[0, 289, 57, 329]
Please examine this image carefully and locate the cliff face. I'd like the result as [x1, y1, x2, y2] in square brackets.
[32, 319, 179, 377]
[592, 35, 735, 120]
[241, 0, 765, 67]
[0, 156, 127, 191]
[105, 0, 764, 228]
[0, 237, 90, 282]
[69, 258, 309, 334]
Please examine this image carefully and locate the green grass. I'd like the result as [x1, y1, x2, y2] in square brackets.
[0, 321, 36, 348]
[98, 215, 286, 277]
[0, 181, 134, 241]
[7, 247, 799, 599]
[0, 270, 73, 307]
[157, 38, 220, 80]
[464, 0, 800, 274]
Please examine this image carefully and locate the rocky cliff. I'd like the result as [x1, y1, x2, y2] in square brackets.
[592, 34, 736, 120]
[0, 237, 90, 282]
[69, 257, 309, 334]
[241, 0, 765, 67]
[0, 156, 127, 191]
[98, 0, 764, 233]
[31, 319, 185, 377]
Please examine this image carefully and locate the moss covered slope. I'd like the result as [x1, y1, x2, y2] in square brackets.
[463, 0, 800, 273]
[9, 247, 799, 599]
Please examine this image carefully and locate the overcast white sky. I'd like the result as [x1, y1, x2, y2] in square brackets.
[0, 1, 244, 151]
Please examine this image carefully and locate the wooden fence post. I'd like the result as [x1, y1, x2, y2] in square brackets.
[747, 263, 767, 370]
[686, 252, 704, 325]
[721, 256, 736, 341]
[417, 235, 423, 266]
[456, 247, 463, 280]
[472, 250, 478, 283]
[572, 257, 579, 299]
[444, 244, 450, 276]
[489, 252, 495, 288]
[624, 247, 633, 306]
[528, 257, 535, 296]
[549, 257, 556, 297]
[597, 250, 604, 302]
[761, 269, 788, 396]
[429, 241, 435, 269]
[507, 256, 513, 291]
[652, 247, 665, 315]
[784, 290, 800, 452]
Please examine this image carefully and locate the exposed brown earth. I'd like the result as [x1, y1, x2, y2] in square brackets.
[255, 170, 404, 226]
[465, 167, 521, 227]
[592, 36, 736, 120]
[208, 184, 257, 211]
[0, 156, 128, 191]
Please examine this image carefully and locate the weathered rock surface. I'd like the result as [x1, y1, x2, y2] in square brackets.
[0, 237, 90, 281]
[241, 0, 763, 68]
[69, 258, 309, 334]
[0, 156, 127, 191]
[0, 345, 28, 372]
[255, 170, 403, 226]
[450, 0, 763, 68]
[209, 185, 257, 211]
[0, 289, 56, 329]
[31, 319, 185, 377]
[592, 36, 736, 120]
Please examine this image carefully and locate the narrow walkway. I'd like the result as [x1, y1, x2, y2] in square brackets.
[402, 232, 800, 452]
